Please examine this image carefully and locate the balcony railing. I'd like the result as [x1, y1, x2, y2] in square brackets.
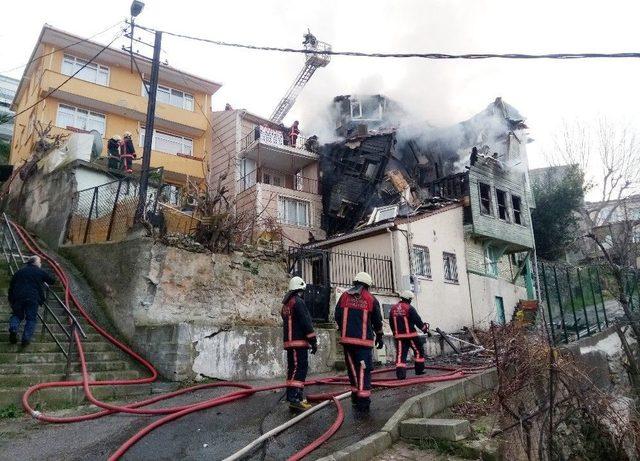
[241, 125, 317, 153]
[237, 169, 320, 195]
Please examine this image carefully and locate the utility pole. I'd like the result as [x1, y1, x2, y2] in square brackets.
[135, 29, 162, 223]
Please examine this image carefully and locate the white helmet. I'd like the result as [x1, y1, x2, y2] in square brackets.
[400, 290, 414, 301]
[353, 271, 373, 287]
[288, 276, 307, 292]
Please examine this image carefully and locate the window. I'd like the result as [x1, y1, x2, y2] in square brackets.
[479, 183, 492, 216]
[142, 81, 194, 111]
[56, 104, 106, 135]
[140, 128, 193, 156]
[512, 195, 522, 225]
[484, 246, 499, 277]
[367, 205, 399, 225]
[412, 246, 431, 278]
[363, 161, 378, 179]
[443, 252, 458, 282]
[350, 99, 362, 118]
[62, 54, 109, 86]
[261, 171, 283, 187]
[495, 296, 506, 325]
[496, 189, 509, 221]
[278, 197, 310, 227]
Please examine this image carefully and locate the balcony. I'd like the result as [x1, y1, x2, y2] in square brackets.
[237, 168, 320, 195]
[39, 70, 208, 137]
[240, 125, 319, 172]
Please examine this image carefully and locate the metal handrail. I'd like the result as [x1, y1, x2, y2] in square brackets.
[1, 214, 87, 360]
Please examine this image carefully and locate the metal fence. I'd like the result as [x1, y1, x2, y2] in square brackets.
[66, 173, 163, 245]
[538, 261, 640, 344]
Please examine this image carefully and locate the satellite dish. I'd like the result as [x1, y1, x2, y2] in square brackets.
[89, 130, 103, 161]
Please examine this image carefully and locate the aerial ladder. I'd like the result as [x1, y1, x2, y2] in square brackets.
[269, 30, 331, 124]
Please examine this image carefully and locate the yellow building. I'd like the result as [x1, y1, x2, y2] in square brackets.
[10, 25, 220, 191]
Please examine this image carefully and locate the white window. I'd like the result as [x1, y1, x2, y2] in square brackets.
[412, 246, 431, 278]
[484, 246, 499, 277]
[443, 252, 458, 282]
[62, 54, 109, 86]
[278, 197, 310, 227]
[140, 128, 193, 156]
[56, 104, 106, 135]
[142, 81, 194, 111]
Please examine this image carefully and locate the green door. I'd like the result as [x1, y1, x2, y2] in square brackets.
[495, 296, 506, 325]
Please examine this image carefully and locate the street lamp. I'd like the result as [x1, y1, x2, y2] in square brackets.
[130, 0, 145, 18]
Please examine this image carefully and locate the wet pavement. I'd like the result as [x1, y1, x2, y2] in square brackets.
[0, 367, 455, 461]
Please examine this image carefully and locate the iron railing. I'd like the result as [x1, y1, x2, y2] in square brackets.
[241, 125, 313, 152]
[1, 214, 87, 375]
[66, 170, 164, 245]
[237, 169, 320, 195]
[537, 260, 640, 344]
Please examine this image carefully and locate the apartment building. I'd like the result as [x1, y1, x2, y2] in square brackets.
[10, 25, 220, 193]
[0, 75, 19, 142]
[210, 109, 325, 246]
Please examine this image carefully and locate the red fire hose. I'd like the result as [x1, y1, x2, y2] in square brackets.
[11, 220, 487, 460]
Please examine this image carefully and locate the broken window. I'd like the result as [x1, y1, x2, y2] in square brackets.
[278, 197, 310, 227]
[443, 252, 458, 282]
[512, 195, 522, 225]
[367, 205, 398, 225]
[337, 200, 356, 218]
[350, 99, 362, 119]
[496, 189, 508, 221]
[362, 161, 378, 180]
[484, 246, 499, 277]
[479, 183, 493, 216]
[412, 246, 431, 278]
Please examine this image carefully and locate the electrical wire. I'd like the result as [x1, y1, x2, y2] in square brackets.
[0, 20, 125, 74]
[133, 22, 640, 60]
[0, 28, 126, 127]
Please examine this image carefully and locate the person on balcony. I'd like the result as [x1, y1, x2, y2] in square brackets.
[289, 121, 300, 147]
[7, 256, 56, 347]
[389, 290, 431, 380]
[281, 276, 317, 412]
[107, 134, 122, 170]
[120, 131, 136, 173]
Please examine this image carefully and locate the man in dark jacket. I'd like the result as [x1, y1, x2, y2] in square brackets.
[335, 271, 383, 412]
[120, 132, 136, 173]
[107, 134, 122, 170]
[8, 256, 56, 346]
[282, 276, 317, 412]
[389, 290, 430, 380]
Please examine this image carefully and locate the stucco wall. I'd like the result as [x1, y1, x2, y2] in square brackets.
[63, 238, 337, 380]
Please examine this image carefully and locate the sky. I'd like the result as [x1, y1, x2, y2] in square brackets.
[3, 0, 640, 178]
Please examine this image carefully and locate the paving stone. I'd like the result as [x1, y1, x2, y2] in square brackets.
[400, 418, 471, 441]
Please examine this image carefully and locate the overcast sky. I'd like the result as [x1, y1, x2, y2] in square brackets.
[4, 0, 640, 176]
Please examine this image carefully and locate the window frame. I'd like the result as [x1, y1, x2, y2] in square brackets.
[62, 54, 110, 86]
[278, 196, 311, 228]
[479, 182, 493, 216]
[484, 246, 499, 277]
[442, 252, 459, 283]
[511, 194, 523, 225]
[496, 188, 509, 222]
[56, 103, 106, 136]
[141, 81, 195, 111]
[140, 127, 193, 156]
[350, 99, 363, 119]
[412, 246, 432, 279]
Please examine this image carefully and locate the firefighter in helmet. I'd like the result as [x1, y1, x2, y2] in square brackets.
[334, 271, 383, 412]
[389, 290, 430, 380]
[120, 131, 136, 173]
[281, 276, 317, 412]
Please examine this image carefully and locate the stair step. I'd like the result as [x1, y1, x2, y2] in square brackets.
[0, 360, 132, 375]
[0, 332, 104, 342]
[400, 418, 471, 441]
[0, 341, 115, 353]
[0, 370, 142, 387]
[0, 350, 125, 364]
[0, 383, 152, 408]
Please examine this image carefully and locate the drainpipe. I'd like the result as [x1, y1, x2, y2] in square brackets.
[386, 228, 400, 295]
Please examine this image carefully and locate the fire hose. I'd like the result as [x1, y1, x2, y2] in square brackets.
[10, 220, 488, 460]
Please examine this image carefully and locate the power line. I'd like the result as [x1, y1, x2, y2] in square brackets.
[0, 29, 125, 127]
[0, 21, 126, 74]
[133, 23, 640, 60]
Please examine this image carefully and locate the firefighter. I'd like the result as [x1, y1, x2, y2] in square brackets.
[120, 131, 136, 173]
[389, 290, 430, 380]
[335, 272, 383, 413]
[289, 121, 300, 147]
[282, 276, 317, 412]
[107, 135, 122, 170]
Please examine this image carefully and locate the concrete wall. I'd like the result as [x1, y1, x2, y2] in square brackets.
[63, 238, 337, 380]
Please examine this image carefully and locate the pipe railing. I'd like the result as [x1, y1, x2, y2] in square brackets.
[1, 213, 86, 367]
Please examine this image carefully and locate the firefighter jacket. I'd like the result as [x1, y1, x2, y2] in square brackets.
[389, 301, 429, 339]
[123, 138, 136, 156]
[281, 292, 316, 349]
[107, 138, 121, 157]
[334, 286, 383, 347]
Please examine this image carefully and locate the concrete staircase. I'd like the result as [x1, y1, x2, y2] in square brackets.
[0, 262, 151, 409]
